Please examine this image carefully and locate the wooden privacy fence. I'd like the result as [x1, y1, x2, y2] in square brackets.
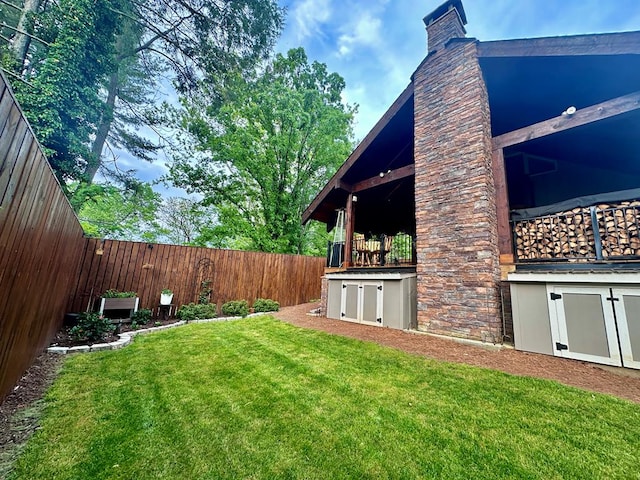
[0, 70, 325, 401]
[0, 73, 86, 401]
[67, 239, 326, 315]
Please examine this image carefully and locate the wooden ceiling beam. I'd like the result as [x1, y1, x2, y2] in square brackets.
[301, 83, 414, 224]
[352, 164, 415, 193]
[478, 31, 640, 58]
[492, 90, 640, 150]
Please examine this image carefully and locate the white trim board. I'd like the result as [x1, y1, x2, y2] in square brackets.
[508, 272, 640, 284]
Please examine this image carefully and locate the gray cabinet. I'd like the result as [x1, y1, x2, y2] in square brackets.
[548, 286, 640, 369]
[340, 280, 383, 325]
[510, 276, 640, 369]
[325, 272, 416, 330]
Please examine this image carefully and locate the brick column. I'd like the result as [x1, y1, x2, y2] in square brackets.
[320, 275, 328, 316]
[413, 39, 502, 343]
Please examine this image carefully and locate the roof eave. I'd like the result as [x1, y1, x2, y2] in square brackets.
[302, 82, 415, 225]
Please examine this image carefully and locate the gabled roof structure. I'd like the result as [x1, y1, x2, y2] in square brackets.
[303, 29, 640, 236]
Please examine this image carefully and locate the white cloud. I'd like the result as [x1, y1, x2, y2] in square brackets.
[290, 0, 333, 42]
[337, 13, 383, 57]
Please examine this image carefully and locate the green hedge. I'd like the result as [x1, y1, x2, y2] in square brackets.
[253, 298, 279, 313]
[176, 303, 217, 321]
[221, 300, 249, 318]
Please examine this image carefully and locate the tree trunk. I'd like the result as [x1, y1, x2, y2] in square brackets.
[87, 69, 120, 182]
[11, 0, 42, 71]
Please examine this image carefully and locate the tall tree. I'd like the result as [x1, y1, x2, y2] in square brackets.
[10, 0, 42, 69]
[86, 0, 284, 182]
[156, 197, 214, 246]
[74, 181, 162, 241]
[1, 0, 284, 186]
[169, 48, 356, 254]
[9, 0, 125, 184]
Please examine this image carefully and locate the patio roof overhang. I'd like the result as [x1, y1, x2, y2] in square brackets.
[302, 83, 415, 235]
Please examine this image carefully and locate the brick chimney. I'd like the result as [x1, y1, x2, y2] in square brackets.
[423, 0, 467, 53]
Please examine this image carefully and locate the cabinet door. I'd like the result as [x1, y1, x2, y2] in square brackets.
[361, 282, 383, 325]
[611, 289, 640, 370]
[341, 282, 360, 321]
[547, 286, 622, 367]
[340, 281, 383, 325]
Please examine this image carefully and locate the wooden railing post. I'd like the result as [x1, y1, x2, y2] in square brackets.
[344, 194, 355, 268]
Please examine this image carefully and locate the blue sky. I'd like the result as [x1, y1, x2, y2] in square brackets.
[124, 0, 640, 195]
[277, 0, 640, 140]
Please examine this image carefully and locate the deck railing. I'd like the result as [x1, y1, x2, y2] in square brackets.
[512, 200, 640, 262]
[326, 233, 416, 268]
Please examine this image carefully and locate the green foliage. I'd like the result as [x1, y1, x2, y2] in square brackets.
[68, 312, 114, 342]
[9, 0, 126, 184]
[73, 181, 162, 241]
[176, 303, 217, 321]
[12, 318, 640, 479]
[221, 300, 249, 318]
[161, 289, 173, 295]
[2, 0, 283, 189]
[389, 232, 414, 264]
[252, 298, 279, 313]
[131, 308, 152, 327]
[102, 289, 137, 298]
[169, 47, 355, 254]
[155, 197, 217, 246]
[198, 280, 212, 305]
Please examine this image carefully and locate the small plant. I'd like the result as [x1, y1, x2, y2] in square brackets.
[69, 312, 114, 342]
[253, 298, 279, 313]
[221, 300, 249, 318]
[161, 288, 173, 295]
[176, 303, 217, 321]
[198, 280, 212, 304]
[154, 321, 162, 327]
[131, 308, 152, 328]
[102, 289, 137, 298]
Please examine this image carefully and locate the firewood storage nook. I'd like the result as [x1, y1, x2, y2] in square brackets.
[303, 0, 640, 368]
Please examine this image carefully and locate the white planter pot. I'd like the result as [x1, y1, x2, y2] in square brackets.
[160, 293, 174, 305]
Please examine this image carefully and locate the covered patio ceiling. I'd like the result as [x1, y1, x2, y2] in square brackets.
[302, 84, 415, 235]
[303, 30, 640, 237]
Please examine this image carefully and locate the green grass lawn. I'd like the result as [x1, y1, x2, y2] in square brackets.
[9, 317, 640, 479]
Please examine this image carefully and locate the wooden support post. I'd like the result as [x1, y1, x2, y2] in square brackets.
[492, 148, 514, 264]
[344, 193, 355, 268]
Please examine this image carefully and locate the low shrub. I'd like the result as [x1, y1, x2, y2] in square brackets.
[102, 289, 137, 298]
[253, 298, 279, 313]
[221, 300, 249, 318]
[176, 303, 217, 321]
[69, 312, 114, 342]
[131, 308, 152, 327]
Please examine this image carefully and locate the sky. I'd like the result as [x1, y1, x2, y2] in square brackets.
[276, 0, 640, 140]
[123, 0, 640, 196]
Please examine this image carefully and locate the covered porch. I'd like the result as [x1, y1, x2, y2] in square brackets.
[303, 85, 417, 330]
[304, 85, 417, 272]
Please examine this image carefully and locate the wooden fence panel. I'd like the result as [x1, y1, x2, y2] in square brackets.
[0, 71, 325, 401]
[0, 73, 86, 401]
[67, 240, 325, 316]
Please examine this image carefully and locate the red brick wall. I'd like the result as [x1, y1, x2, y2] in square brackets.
[413, 39, 503, 343]
[425, 8, 466, 53]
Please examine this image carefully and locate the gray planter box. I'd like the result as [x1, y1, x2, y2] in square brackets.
[99, 297, 139, 321]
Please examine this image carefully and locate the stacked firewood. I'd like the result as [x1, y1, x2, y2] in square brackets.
[598, 201, 640, 257]
[513, 200, 640, 261]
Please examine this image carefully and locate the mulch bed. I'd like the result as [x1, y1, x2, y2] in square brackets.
[0, 352, 63, 476]
[51, 318, 181, 348]
[273, 302, 640, 404]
